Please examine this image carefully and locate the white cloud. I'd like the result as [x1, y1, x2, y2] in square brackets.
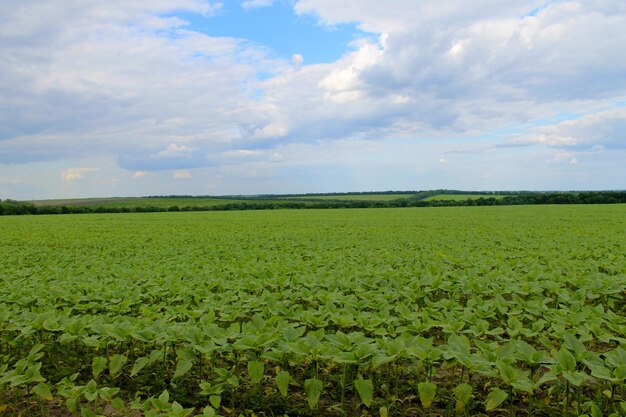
[295, 0, 531, 32]
[242, 0, 274, 10]
[438, 158, 447, 164]
[511, 108, 626, 150]
[289, 1, 626, 133]
[251, 122, 288, 139]
[0, 177, 22, 184]
[133, 171, 150, 178]
[291, 53, 304, 70]
[173, 170, 192, 179]
[0, 0, 280, 167]
[157, 143, 193, 157]
[223, 149, 263, 157]
[546, 151, 579, 165]
[61, 168, 99, 181]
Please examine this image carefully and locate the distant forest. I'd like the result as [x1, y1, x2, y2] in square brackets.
[1, 190, 625, 216]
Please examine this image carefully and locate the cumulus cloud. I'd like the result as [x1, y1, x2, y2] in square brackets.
[291, 53, 304, 70]
[511, 108, 626, 150]
[157, 144, 193, 158]
[173, 170, 192, 179]
[61, 168, 99, 181]
[0, 0, 279, 166]
[546, 151, 580, 165]
[288, 1, 626, 133]
[223, 149, 263, 157]
[242, 0, 274, 10]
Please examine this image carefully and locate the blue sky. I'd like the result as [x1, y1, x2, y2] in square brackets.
[177, 1, 365, 64]
[0, 0, 625, 199]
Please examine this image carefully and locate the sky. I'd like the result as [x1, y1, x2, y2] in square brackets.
[1, 0, 625, 200]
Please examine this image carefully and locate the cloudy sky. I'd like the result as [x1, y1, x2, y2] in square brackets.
[1, 0, 625, 199]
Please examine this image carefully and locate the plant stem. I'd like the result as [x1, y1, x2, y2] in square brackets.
[341, 363, 347, 415]
[563, 380, 570, 417]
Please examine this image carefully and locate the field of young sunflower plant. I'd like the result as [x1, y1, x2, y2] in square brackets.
[0, 205, 625, 416]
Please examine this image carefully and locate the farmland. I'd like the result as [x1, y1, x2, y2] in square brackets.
[28, 197, 294, 209]
[422, 194, 510, 201]
[27, 193, 416, 208]
[1, 205, 625, 416]
[286, 194, 416, 201]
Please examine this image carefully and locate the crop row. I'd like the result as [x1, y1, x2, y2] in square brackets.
[2, 270, 625, 416]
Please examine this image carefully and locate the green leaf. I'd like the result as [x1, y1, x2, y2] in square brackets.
[176, 347, 195, 362]
[276, 370, 290, 397]
[65, 398, 78, 413]
[92, 356, 107, 379]
[109, 354, 127, 378]
[202, 406, 216, 417]
[32, 382, 53, 401]
[226, 375, 239, 387]
[605, 347, 626, 369]
[131, 356, 150, 377]
[170, 401, 194, 417]
[563, 332, 586, 357]
[354, 378, 374, 407]
[537, 371, 558, 386]
[613, 365, 626, 380]
[418, 381, 436, 409]
[173, 359, 194, 379]
[453, 383, 473, 411]
[111, 397, 125, 412]
[496, 361, 518, 385]
[80, 406, 96, 417]
[247, 361, 264, 385]
[304, 378, 323, 409]
[485, 387, 508, 411]
[158, 389, 170, 405]
[23, 363, 45, 384]
[563, 370, 586, 387]
[371, 353, 395, 369]
[511, 378, 535, 394]
[590, 402, 602, 417]
[209, 395, 221, 409]
[84, 379, 98, 402]
[556, 348, 576, 372]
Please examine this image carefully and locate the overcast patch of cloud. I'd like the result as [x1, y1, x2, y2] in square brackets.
[0, 0, 280, 166]
[510, 108, 626, 150]
[288, 1, 626, 135]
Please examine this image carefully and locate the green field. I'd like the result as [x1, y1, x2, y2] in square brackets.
[29, 197, 287, 208]
[423, 194, 510, 201]
[288, 193, 415, 201]
[30, 194, 415, 208]
[1, 205, 625, 416]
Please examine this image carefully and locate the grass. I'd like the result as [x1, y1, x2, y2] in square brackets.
[423, 193, 510, 201]
[286, 193, 416, 201]
[27, 194, 416, 210]
[28, 197, 304, 208]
